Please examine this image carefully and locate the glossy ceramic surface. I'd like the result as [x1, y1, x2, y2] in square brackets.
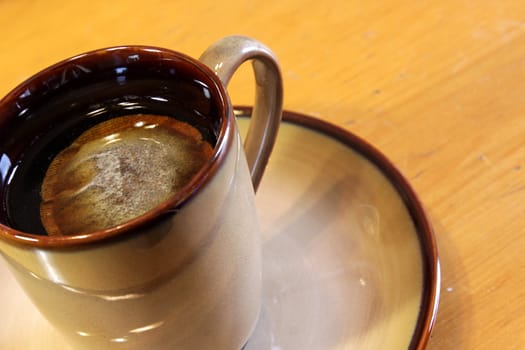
[0, 36, 283, 350]
[0, 108, 439, 349]
[241, 108, 439, 350]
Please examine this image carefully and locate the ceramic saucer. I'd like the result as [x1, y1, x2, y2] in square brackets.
[237, 107, 439, 350]
[0, 107, 440, 349]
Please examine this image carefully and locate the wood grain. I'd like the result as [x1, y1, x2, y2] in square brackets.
[1, 0, 525, 348]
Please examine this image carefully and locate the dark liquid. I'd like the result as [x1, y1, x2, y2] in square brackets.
[0, 50, 223, 235]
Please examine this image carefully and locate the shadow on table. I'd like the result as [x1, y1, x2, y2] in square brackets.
[427, 216, 472, 349]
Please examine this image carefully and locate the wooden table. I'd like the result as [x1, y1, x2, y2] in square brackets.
[1, 1, 524, 348]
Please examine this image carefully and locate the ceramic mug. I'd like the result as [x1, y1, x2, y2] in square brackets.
[0, 36, 282, 349]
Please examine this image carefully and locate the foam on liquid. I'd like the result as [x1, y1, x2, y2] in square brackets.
[40, 115, 213, 236]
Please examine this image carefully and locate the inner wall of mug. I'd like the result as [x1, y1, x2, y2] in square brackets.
[0, 46, 229, 238]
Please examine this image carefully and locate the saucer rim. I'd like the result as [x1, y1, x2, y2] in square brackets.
[235, 106, 440, 350]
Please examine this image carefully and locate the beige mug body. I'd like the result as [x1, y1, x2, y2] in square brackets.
[0, 37, 282, 349]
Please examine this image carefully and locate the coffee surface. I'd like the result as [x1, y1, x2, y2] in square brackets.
[40, 115, 213, 236]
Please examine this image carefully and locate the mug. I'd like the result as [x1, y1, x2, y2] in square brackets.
[0, 36, 282, 349]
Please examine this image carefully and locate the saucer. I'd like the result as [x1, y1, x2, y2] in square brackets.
[0, 108, 440, 349]
[237, 107, 440, 349]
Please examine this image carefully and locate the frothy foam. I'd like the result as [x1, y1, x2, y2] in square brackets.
[40, 115, 213, 236]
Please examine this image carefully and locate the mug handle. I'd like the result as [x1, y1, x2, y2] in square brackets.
[200, 35, 283, 191]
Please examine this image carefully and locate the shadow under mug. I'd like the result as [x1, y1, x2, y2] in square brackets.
[0, 36, 282, 349]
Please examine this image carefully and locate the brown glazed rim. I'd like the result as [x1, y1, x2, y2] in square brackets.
[234, 106, 440, 350]
[0, 46, 234, 248]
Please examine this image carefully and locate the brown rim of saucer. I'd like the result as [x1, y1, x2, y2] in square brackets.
[0, 46, 234, 248]
[234, 106, 440, 350]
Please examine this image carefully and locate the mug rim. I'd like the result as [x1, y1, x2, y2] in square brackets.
[0, 45, 234, 247]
